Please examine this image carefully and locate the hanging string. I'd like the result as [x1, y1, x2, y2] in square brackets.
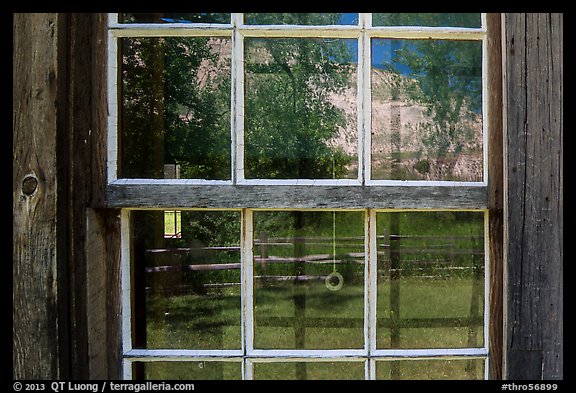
[332, 153, 337, 274]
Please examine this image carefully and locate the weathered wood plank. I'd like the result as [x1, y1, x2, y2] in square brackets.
[504, 13, 563, 380]
[486, 13, 504, 380]
[71, 13, 124, 380]
[13, 13, 63, 379]
[63, 13, 116, 379]
[85, 208, 108, 379]
[66, 12, 90, 379]
[86, 208, 122, 379]
[106, 184, 488, 210]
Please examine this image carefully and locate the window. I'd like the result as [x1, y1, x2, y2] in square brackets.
[108, 13, 492, 380]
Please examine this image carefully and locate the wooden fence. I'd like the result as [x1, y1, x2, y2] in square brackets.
[143, 233, 483, 278]
[139, 232, 484, 378]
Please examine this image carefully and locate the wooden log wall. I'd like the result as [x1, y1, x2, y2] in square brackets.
[13, 13, 121, 379]
[504, 13, 563, 380]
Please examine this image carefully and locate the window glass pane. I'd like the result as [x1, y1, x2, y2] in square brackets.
[253, 361, 365, 380]
[119, 13, 231, 24]
[376, 358, 485, 380]
[131, 210, 241, 350]
[245, 38, 358, 179]
[163, 210, 182, 239]
[253, 211, 365, 349]
[244, 13, 358, 25]
[132, 361, 241, 380]
[373, 13, 481, 28]
[120, 37, 231, 179]
[371, 39, 483, 181]
[376, 212, 485, 349]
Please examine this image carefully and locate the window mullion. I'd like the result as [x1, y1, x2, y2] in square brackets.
[107, 14, 119, 184]
[367, 209, 377, 355]
[244, 359, 254, 380]
[242, 209, 255, 357]
[356, 17, 366, 185]
[232, 13, 245, 184]
[366, 27, 485, 40]
[361, 21, 372, 185]
[367, 358, 376, 380]
[238, 26, 361, 38]
[120, 209, 132, 354]
[120, 209, 132, 380]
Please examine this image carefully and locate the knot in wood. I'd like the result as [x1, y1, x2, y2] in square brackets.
[22, 175, 38, 196]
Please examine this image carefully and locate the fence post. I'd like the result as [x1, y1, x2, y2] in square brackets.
[293, 213, 307, 379]
[259, 231, 268, 275]
[389, 215, 401, 379]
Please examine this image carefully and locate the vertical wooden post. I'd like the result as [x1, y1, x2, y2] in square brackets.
[259, 231, 268, 275]
[13, 13, 66, 380]
[64, 13, 123, 380]
[486, 12, 504, 380]
[56, 13, 123, 379]
[86, 208, 122, 379]
[503, 13, 563, 380]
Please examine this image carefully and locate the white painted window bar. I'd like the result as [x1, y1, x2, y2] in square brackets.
[111, 14, 490, 380]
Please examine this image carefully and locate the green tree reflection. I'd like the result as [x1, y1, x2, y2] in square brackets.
[375, 14, 483, 180]
[245, 36, 356, 179]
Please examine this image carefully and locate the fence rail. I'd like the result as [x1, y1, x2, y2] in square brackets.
[143, 233, 483, 274]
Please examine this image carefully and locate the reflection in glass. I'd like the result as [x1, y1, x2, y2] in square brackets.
[131, 210, 241, 350]
[132, 361, 241, 380]
[120, 37, 231, 179]
[373, 13, 481, 28]
[254, 361, 365, 380]
[245, 38, 358, 179]
[244, 13, 358, 25]
[253, 211, 365, 349]
[120, 13, 231, 24]
[376, 212, 485, 349]
[371, 39, 483, 181]
[376, 358, 485, 380]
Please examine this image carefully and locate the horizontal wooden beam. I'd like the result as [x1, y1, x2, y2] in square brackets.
[106, 184, 487, 210]
[109, 23, 484, 40]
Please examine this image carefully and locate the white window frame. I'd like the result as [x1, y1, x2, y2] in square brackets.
[107, 13, 487, 188]
[120, 208, 489, 380]
[109, 13, 491, 380]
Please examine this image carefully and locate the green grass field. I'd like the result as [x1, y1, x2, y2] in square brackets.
[136, 210, 485, 380]
[141, 274, 483, 380]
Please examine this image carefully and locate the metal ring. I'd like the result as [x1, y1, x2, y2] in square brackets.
[325, 271, 344, 291]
